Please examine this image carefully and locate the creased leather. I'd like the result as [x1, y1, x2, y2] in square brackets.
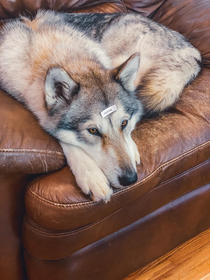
[124, 0, 165, 17]
[24, 183, 210, 280]
[23, 159, 210, 260]
[0, 91, 65, 174]
[0, 173, 34, 280]
[0, 0, 126, 18]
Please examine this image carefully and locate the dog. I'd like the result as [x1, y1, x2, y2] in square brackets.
[0, 10, 201, 202]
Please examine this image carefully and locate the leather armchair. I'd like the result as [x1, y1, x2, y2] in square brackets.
[1, 1, 210, 279]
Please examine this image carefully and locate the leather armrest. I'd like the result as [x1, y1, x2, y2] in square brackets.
[0, 90, 65, 174]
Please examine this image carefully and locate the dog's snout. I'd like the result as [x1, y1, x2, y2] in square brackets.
[118, 171, 138, 186]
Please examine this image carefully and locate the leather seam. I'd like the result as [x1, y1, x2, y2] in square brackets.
[24, 207, 121, 237]
[24, 180, 210, 261]
[27, 188, 93, 207]
[25, 162, 210, 239]
[24, 175, 209, 238]
[27, 139, 210, 207]
[158, 158, 210, 187]
[24, 247, 67, 261]
[114, 139, 210, 197]
[0, 148, 64, 157]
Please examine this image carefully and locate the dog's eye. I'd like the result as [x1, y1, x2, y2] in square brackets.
[88, 128, 99, 136]
[121, 120, 128, 130]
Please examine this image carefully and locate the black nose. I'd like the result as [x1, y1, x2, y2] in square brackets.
[118, 172, 138, 186]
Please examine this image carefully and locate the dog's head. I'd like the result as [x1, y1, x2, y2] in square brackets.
[45, 53, 143, 188]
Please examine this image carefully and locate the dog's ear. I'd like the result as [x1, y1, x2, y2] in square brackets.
[113, 53, 140, 92]
[45, 67, 78, 111]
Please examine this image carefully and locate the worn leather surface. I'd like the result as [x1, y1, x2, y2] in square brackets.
[0, 0, 126, 18]
[124, 0, 165, 16]
[23, 157, 210, 260]
[0, 90, 65, 174]
[0, 173, 34, 280]
[24, 182, 210, 280]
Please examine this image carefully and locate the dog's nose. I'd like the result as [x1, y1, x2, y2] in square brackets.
[118, 172, 138, 186]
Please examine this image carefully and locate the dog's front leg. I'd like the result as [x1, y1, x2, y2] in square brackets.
[60, 142, 113, 202]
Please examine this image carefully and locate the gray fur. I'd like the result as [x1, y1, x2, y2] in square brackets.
[59, 11, 202, 113]
[0, 10, 201, 202]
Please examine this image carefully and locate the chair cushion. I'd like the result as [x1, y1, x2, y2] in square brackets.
[0, 90, 65, 174]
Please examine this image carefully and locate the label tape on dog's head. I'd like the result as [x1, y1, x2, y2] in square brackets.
[101, 105, 117, 118]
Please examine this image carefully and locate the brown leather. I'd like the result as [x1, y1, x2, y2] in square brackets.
[152, 0, 210, 68]
[1, 0, 210, 280]
[24, 182, 210, 280]
[23, 68, 210, 260]
[0, 2, 125, 279]
[0, 90, 65, 174]
[23, 69, 210, 233]
[124, 0, 165, 16]
[0, 0, 126, 18]
[74, 2, 127, 13]
[23, 156, 210, 260]
[0, 173, 34, 280]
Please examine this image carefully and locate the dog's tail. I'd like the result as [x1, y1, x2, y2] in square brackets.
[136, 49, 202, 114]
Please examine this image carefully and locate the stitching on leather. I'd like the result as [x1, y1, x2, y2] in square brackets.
[27, 139, 210, 208]
[24, 206, 122, 237]
[0, 148, 64, 157]
[25, 159, 210, 239]
[27, 188, 93, 207]
[24, 179, 210, 261]
[24, 246, 68, 261]
[26, 177, 210, 239]
[114, 139, 210, 197]
[158, 158, 210, 187]
[24, 247, 62, 261]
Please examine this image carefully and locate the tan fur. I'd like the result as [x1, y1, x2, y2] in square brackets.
[0, 10, 201, 202]
[22, 17, 40, 30]
[99, 14, 201, 113]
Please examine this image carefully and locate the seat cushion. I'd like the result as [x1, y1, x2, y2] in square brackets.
[23, 69, 210, 260]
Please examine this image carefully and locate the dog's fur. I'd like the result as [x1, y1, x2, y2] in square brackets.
[0, 11, 201, 201]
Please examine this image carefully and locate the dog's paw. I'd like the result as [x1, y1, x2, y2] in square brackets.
[77, 168, 113, 202]
[60, 142, 113, 202]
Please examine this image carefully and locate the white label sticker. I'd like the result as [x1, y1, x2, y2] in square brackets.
[101, 105, 117, 118]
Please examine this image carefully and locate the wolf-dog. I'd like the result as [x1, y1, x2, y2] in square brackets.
[0, 10, 201, 202]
